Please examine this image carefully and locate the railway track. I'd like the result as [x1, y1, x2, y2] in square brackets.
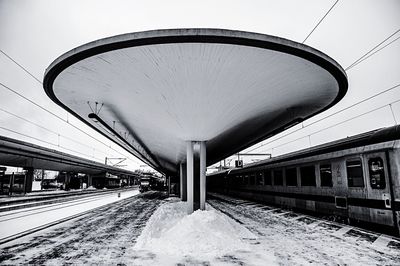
[0, 189, 139, 246]
[208, 193, 400, 252]
[0, 187, 138, 212]
[0, 192, 120, 221]
[0, 191, 167, 264]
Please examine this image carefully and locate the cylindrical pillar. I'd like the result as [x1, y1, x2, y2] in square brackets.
[200, 141, 206, 210]
[186, 141, 194, 214]
[167, 176, 171, 196]
[24, 167, 34, 193]
[180, 163, 187, 201]
[180, 163, 183, 199]
[87, 175, 92, 187]
[9, 172, 14, 196]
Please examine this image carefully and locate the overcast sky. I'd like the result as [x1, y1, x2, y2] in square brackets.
[0, 0, 399, 172]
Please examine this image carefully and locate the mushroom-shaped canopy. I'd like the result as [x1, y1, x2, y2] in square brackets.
[44, 29, 347, 175]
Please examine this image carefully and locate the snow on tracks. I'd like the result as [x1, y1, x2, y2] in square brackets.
[208, 193, 400, 266]
[0, 191, 168, 265]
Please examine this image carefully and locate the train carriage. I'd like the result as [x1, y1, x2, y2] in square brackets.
[207, 125, 400, 235]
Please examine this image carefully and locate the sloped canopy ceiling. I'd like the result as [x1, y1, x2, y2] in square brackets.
[44, 29, 347, 174]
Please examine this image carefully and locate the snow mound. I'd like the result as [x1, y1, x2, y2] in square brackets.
[132, 201, 275, 265]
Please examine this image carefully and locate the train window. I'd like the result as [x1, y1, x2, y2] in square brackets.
[239, 175, 244, 185]
[320, 164, 333, 187]
[368, 157, 386, 189]
[231, 175, 237, 186]
[346, 159, 364, 187]
[264, 170, 272, 185]
[286, 168, 297, 186]
[256, 172, 264, 185]
[249, 174, 256, 185]
[273, 169, 283, 186]
[244, 175, 249, 185]
[335, 196, 347, 209]
[236, 175, 242, 186]
[300, 165, 316, 186]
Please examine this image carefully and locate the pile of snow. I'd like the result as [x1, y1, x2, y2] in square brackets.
[132, 201, 276, 265]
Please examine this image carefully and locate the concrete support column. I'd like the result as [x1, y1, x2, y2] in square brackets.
[87, 175, 92, 187]
[167, 175, 171, 196]
[186, 141, 194, 214]
[200, 141, 206, 210]
[180, 163, 187, 201]
[23, 167, 34, 193]
[65, 172, 72, 190]
[186, 141, 207, 213]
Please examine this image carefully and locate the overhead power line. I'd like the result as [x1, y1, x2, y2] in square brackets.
[345, 29, 400, 71]
[346, 33, 400, 71]
[245, 82, 400, 153]
[249, 30, 400, 154]
[0, 107, 112, 158]
[0, 126, 104, 161]
[0, 50, 140, 167]
[0, 50, 42, 84]
[263, 98, 400, 153]
[302, 0, 339, 44]
[0, 81, 136, 165]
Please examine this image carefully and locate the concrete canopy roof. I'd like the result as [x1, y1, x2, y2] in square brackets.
[44, 29, 347, 175]
[0, 135, 137, 176]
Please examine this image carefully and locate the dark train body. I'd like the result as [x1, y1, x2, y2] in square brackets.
[207, 125, 400, 235]
[91, 172, 121, 189]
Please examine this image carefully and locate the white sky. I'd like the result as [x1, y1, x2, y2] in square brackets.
[0, 0, 399, 172]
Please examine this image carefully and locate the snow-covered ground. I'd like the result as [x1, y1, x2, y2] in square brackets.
[0, 189, 139, 241]
[0, 191, 167, 264]
[1, 192, 399, 265]
[127, 200, 276, 265]
[207, 194, 400, 266]
[124, 197, 400, 265]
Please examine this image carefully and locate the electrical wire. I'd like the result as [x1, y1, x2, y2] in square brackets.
[261, 98, 400, 153]
[0, 107, 112, 157]
[345, 33, 400, 71]
[246, 30, 400, 153]
[0, 82, 138, 167]
[302, 0, 339, 44]
[0, 126, 104, 161]
[0, 50, 142, 167]
[245, 82, 400, 153]
[0, 50, 42, 84]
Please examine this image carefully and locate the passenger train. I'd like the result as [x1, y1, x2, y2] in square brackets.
[207, 125, 400, 236]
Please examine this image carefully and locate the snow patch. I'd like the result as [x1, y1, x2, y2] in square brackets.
[132, 201, 276, 265]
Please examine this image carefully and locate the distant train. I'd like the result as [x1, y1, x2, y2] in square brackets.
[207, 125, 400, 236]
[139, 173, 167, 192]
[91, 172, 121, 189]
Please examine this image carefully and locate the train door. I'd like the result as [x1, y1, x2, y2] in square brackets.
[331, 160, 348, 217]
[385, 148, 400, 236]
[364, 152, 395, 229]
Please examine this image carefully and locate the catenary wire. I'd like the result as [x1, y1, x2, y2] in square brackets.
[0, 50, 142, 167]
[345, 29, 400, 71]
[302, 0, 339, 44]
[260, 98, 400, 153]
[345, 34, 400, 71]
[0, 82, 138, 167]
[0, 107, 112, 158]
[0, 50, 43, 84]
[0, 126, 104, 161]
[245, 30, 400, 152]
[245, 82, 400, 153]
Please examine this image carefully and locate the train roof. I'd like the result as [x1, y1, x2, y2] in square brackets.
[208, 125, 400, 176]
